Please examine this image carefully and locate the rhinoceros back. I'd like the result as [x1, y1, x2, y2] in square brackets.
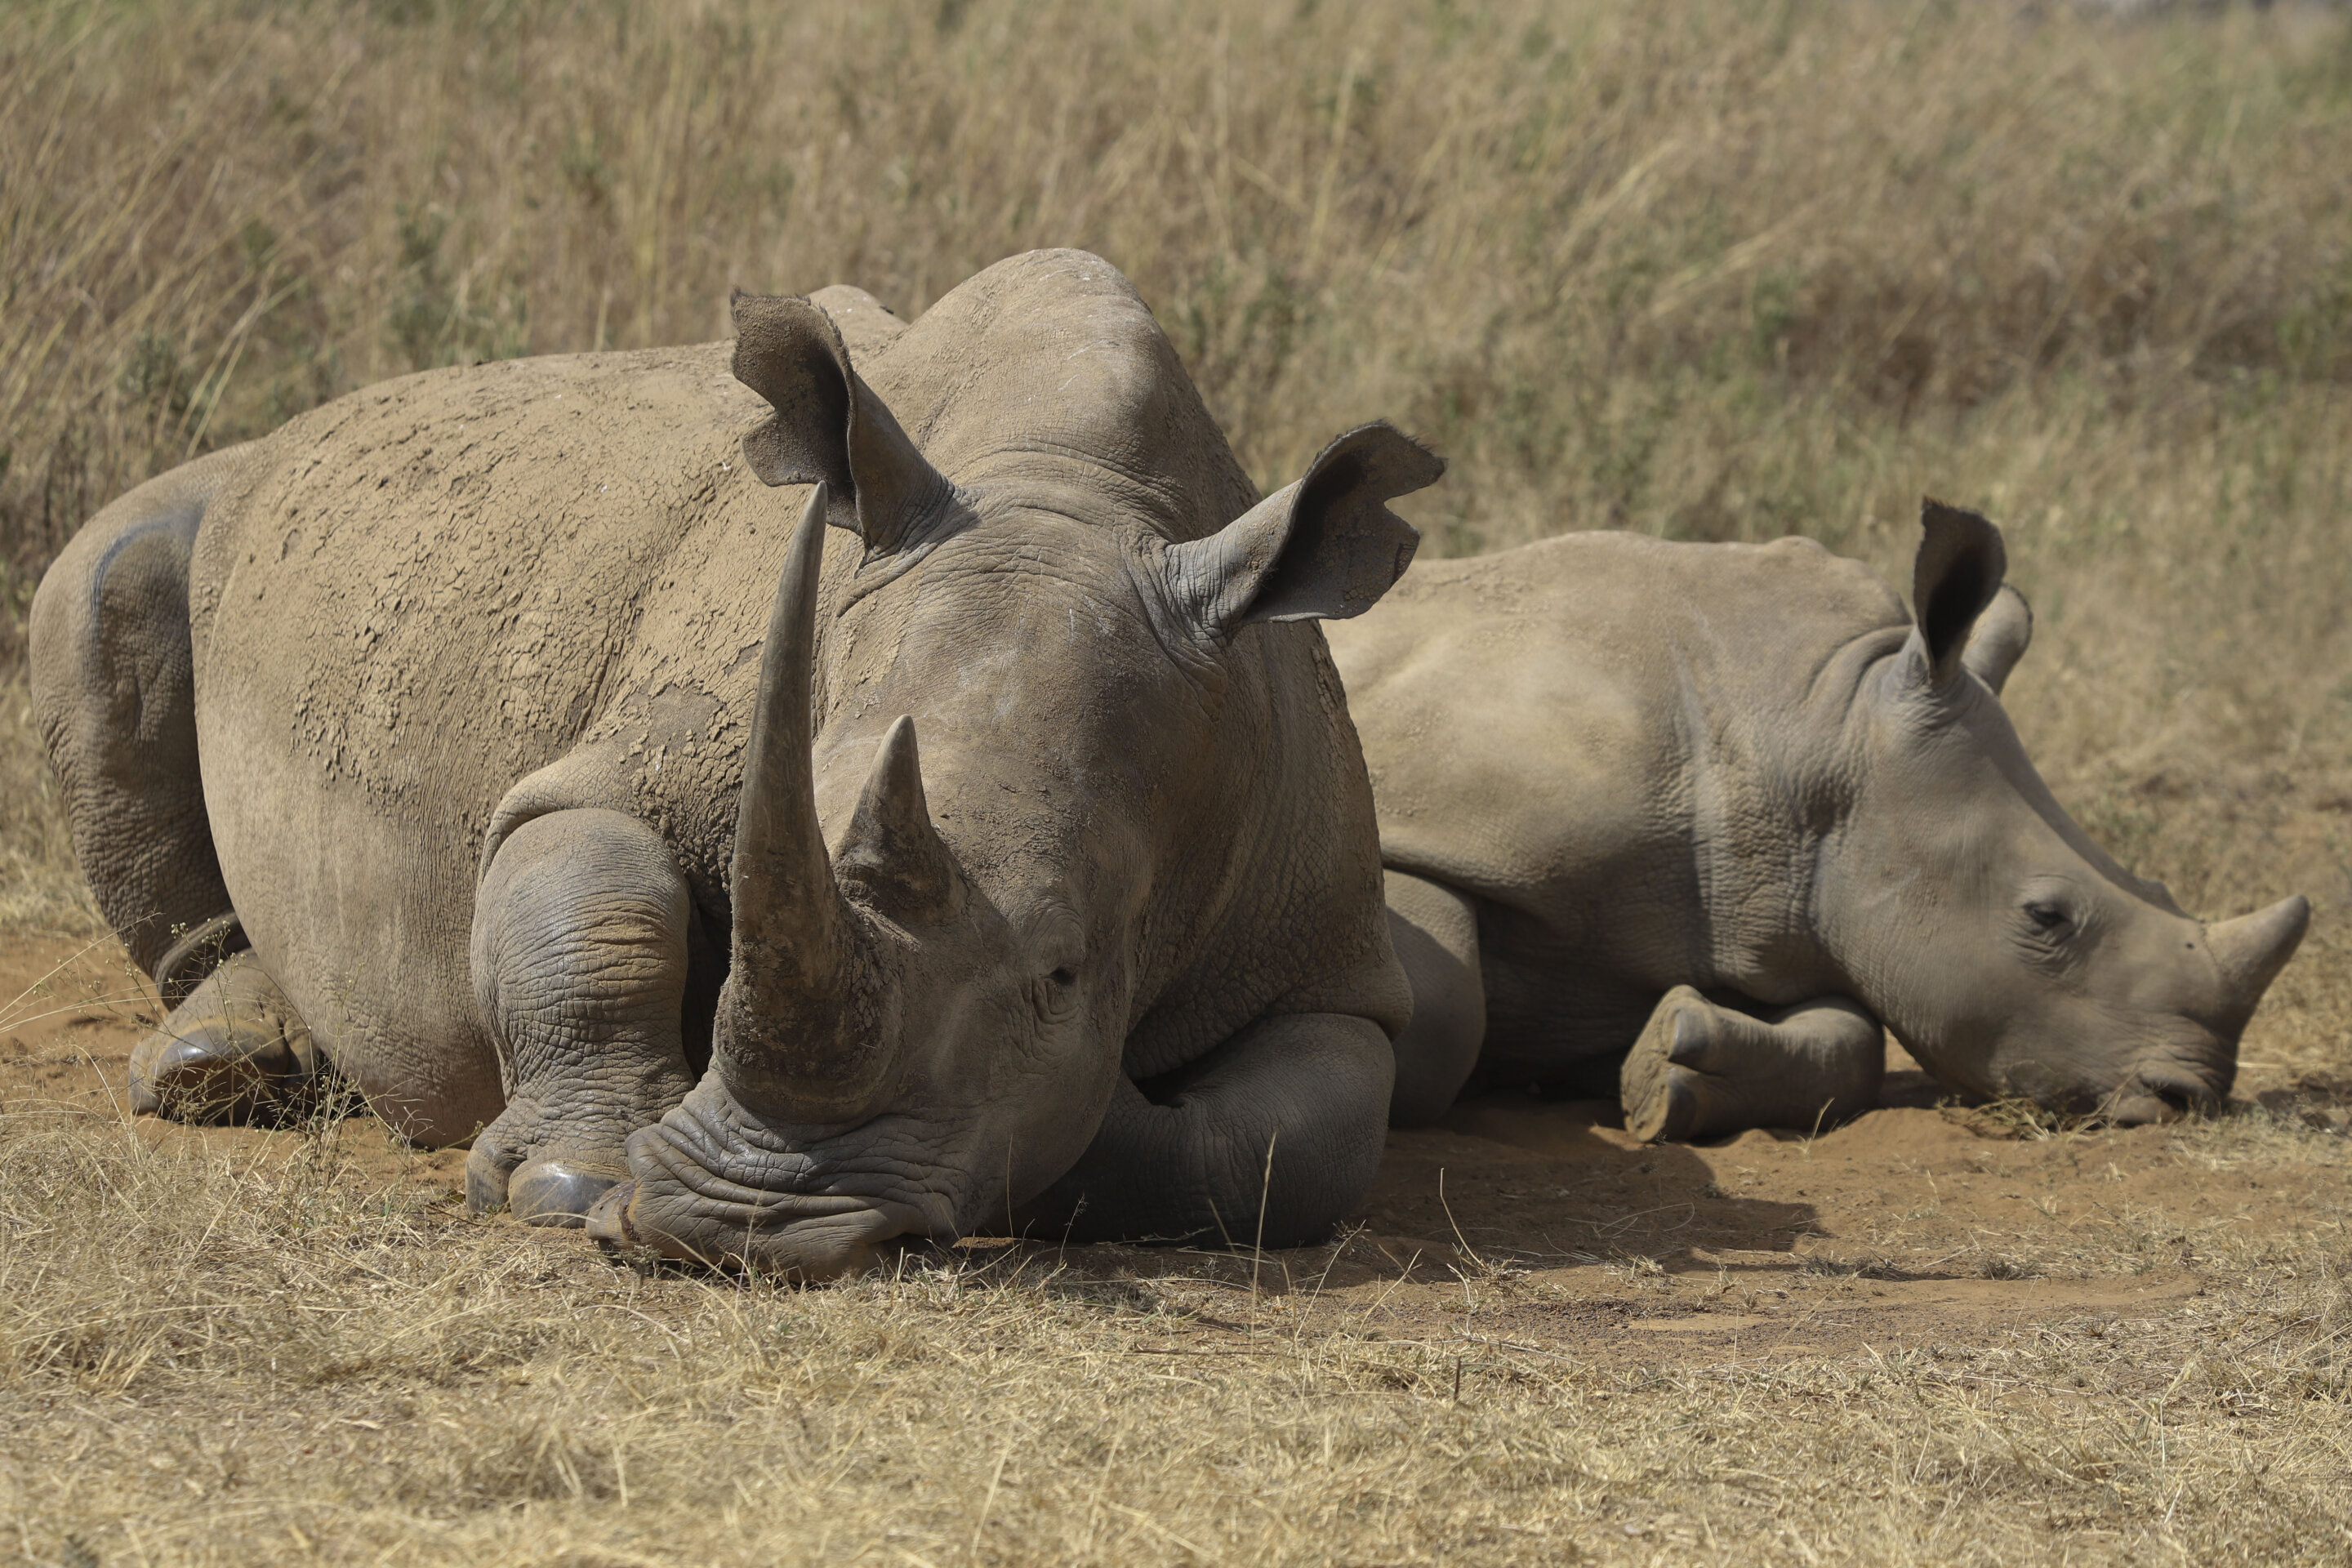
[186, 345, 781, 1124]
[1327, 531, 1906, 1059]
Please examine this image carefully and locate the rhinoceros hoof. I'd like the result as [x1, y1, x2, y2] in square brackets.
[1618, 991, 1712, 1142]
[463, 1132, 625, 1226]
[1623, 987, 1886, 1142]
[506, 1160, 625, 1227]
[127, 953, 319, 1125]
[1620, 987, 1760, 1143]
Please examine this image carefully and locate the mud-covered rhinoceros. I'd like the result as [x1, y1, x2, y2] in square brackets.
[32, 250, 1445, 1276]
[1325, 504, 2309, 1139]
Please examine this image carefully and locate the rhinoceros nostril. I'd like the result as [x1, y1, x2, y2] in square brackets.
[2137, 1069, 2215, 1116]
[2098, 1066, 2215, 1127]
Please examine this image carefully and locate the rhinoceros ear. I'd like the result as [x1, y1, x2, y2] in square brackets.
[1961, 584, 2034, 696]
[1909, 498, 2008, 691]
[730, 290, 951, 554]
[1165, 422, 1442, 635]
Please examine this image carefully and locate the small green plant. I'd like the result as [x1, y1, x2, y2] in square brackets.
[385, 206, 528, 372]
[119, 332, 194, 427]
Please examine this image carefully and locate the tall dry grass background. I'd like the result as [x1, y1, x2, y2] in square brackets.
[5, 0, 2352, 933]
[5, 0, 2352, 1562]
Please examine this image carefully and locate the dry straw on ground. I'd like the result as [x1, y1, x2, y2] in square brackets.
[3, 0, 2350, 1562]
[2, 1096, 2350, 1568]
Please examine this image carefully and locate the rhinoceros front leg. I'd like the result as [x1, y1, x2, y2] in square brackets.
[466, 808, 701, 1227]
[1383, 871, 1486, 1126]
[1619, 987, 1884, 1143]
[1018, 1012, 1395, 1249]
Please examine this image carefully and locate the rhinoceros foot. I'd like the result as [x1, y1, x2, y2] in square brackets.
[465, 1109, 635, 1228]
[1620, 997, 1707, 1143]
[127, 951, 323, 1126]
[463, 1144, 628, 1229]
[1622, 987, 1884, 1143]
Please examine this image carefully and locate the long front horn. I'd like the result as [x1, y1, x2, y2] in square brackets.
[2207, 894, 2312, 1016]
[713, 483, 893, 1119]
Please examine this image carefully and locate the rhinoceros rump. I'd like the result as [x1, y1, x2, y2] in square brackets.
[32, 251, 1442, 1276]
[1326, 505, 2309, 1139]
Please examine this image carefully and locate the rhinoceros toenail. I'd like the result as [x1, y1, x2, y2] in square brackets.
[510, 1161, 622, 1227]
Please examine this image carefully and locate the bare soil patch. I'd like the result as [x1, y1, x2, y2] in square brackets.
[10, 929, 2350, 1568]
[2, 935, 469, 1206]
[1, 933, 2295, 1371]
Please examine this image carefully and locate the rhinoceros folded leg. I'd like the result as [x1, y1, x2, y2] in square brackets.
[128, 948, 325, 1125]
[1383, 871, 1486, 1127]
[1620, 987, 1884, 1143]
[466, 808, 700, 1228]
[1015, 1012, 1396, 1249]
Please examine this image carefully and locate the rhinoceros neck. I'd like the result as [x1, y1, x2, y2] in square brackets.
[1337, 532, 1913, 1011]
[1113, 621, 1409, 1078]
[1661, 618, 1892, 1002]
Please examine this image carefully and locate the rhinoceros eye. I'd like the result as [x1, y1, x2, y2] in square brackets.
[2024, 901, 2074, 935]
[1032, 966, 1080, 1026]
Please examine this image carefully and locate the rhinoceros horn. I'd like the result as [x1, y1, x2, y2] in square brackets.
[714, 483, 898, 1120]
[2206, 895, 2312, 1018]
[834, 715, 965, 925]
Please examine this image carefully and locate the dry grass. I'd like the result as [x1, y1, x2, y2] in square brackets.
[0, 672, 94, 937]
[2, 1098, 2350, 1567]
[5, 0, 2352, 1562]
[7, 0, 2352, 571]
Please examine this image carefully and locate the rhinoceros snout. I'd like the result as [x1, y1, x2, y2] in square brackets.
[2003, 1041, 2229, 1126]
[583, 1178, 917, 1280]
[2101, 1080, 2203, 1128]
[2098, 1058, 2230, 1127]
[581, 1079, 951, 1280]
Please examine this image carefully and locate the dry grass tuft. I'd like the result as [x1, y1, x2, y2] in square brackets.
[6, 0, 2352, 564]
[0, 670, 96, 936]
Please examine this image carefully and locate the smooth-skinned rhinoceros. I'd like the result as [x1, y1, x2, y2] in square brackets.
[32, 249, 1444, 1276]
[1325, 504, 2310, 1140]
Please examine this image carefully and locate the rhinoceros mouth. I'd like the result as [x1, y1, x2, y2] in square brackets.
[2098, 1065, 2224, 1128]
[581, 1079, 960, 1280]
[583, 1175, 924, 1280]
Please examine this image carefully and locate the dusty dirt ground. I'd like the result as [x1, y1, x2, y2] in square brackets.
[7, 933, 2351, 1566]
[3, 933, 2330, 1367]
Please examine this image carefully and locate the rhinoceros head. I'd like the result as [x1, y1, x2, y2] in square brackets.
[1818, 501, 2309, 1123]
[586, 255, 1437, 1276]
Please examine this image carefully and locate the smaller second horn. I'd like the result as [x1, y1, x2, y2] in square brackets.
[835, 715, 964, 924]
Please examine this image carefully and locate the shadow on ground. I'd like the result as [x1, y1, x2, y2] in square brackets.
[8, 933, 2336, 1366]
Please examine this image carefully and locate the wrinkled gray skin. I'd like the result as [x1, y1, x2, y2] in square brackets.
[33, 250, 1443, 1276]
[1326, 506, 2310, 1139]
